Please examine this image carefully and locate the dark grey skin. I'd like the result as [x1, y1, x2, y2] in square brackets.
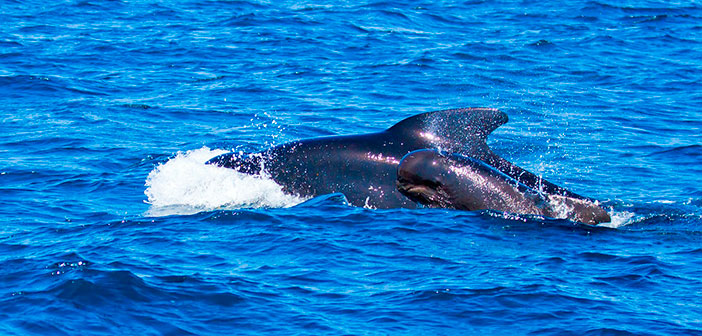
[207, 108, 604, 212]
[397, 149, 611, 225]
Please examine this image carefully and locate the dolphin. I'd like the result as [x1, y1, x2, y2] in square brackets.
[207, 108, 609, 223]
[397, 149, 611, 225]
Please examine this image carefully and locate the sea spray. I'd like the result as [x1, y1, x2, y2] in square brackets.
[144, 147, 306, 216]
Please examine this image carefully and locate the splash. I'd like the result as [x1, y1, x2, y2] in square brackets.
[144, 147, 306, 216]
[599, 209, 636, 229]
[547, 197, 637, 229]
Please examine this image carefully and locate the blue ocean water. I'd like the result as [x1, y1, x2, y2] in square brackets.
[2, 0, 702, 334]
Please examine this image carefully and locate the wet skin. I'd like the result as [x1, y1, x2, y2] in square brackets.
[397, 149, 611, 225]
[208, 108, 611, 224]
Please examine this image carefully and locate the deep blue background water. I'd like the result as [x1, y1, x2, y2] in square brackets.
[2, 1, 702, 335]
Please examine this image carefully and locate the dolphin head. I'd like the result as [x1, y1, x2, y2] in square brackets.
[206, 152, 264, 174]
[396, 150, 455, 208]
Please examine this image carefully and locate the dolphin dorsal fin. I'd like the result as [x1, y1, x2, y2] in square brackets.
[387, 108, 508, 153]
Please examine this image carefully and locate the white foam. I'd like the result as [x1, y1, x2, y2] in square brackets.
[144, 147, 306, 216]
[598, 209, 636, 229]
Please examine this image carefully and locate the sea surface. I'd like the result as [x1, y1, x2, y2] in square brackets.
[2, 0, 702, 335]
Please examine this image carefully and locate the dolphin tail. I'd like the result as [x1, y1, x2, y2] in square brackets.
[546, 194, 612, 225]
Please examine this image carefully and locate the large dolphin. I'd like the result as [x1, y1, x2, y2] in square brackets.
[207, 108, 609, 223]
[397, 149, 610, 225]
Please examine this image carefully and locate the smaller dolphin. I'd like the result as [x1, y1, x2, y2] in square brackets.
[396, 149, 611, 225]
